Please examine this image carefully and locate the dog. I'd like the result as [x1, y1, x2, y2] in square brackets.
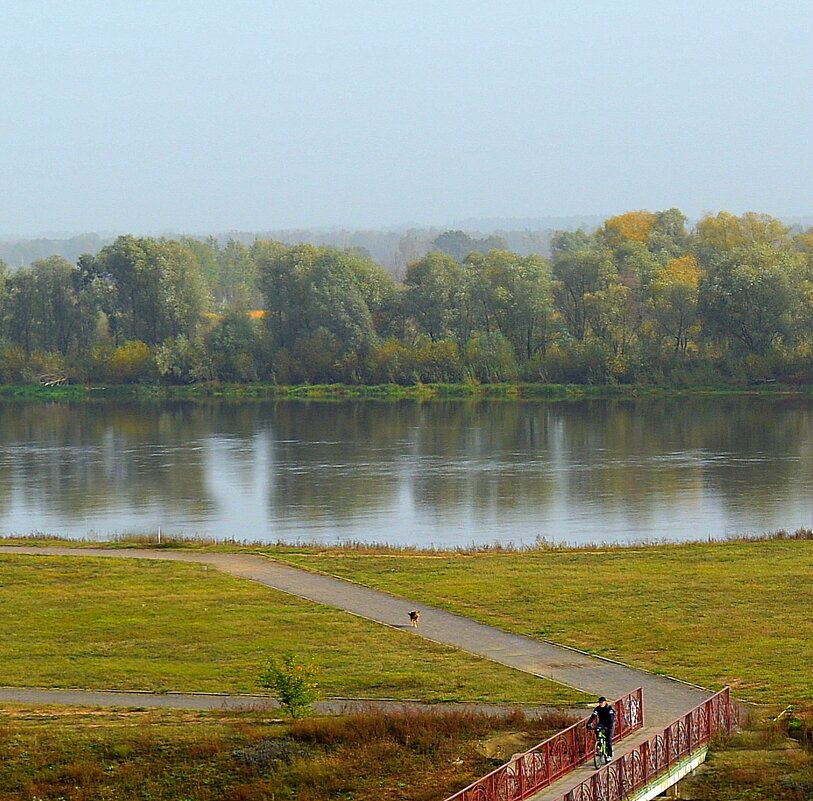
[408, 610, 421, 628]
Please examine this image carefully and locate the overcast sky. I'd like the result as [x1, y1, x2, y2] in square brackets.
[1, 0, 811, 235]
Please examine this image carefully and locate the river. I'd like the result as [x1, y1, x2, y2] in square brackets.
[1, 397, 811, 546]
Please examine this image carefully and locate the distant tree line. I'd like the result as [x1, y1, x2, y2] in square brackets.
[0, 226, 556, 275]
[1, 209, 813, 386]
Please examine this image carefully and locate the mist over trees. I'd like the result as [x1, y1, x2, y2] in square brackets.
[2, 209, 813, 387]
[0, 224, 560, 275]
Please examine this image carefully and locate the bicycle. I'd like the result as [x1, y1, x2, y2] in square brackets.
[589, 725, 611, 769]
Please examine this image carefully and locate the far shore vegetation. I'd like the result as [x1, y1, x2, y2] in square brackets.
[2, 380, 813, 403]
[2, 210, 813, 392]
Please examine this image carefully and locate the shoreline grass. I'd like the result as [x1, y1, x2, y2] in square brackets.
[2, 380, 812, 403]
[2, 533, 810, 704]
[2, 525, 811, 554]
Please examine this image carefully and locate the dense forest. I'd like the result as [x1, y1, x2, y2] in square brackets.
[1, 209, 813, 387]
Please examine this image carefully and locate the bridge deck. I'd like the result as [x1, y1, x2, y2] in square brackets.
[526, 725, 663, 801]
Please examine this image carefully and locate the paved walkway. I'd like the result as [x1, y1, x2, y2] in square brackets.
[1, 546, 712, 798]
[0, 687, 568, 718]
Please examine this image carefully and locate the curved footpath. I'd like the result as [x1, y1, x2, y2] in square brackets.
[1, 546, 714, 798]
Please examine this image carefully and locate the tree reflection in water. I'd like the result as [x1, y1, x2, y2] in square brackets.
[0, 398, 811, 545]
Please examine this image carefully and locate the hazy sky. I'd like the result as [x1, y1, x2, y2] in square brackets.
[1, 1, 811, 234]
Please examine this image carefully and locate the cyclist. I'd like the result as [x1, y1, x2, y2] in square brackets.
[586, 696, 616, 759]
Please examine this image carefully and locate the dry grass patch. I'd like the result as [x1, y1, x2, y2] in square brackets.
[0, 705, 572, 801]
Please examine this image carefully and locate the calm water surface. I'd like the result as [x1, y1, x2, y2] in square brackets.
[1, 398, 812, 546]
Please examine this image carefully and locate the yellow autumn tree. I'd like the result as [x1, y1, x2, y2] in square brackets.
[602, 211, 657, 246]
[696, 212, 790, 252]
[648, 256, 702, 354]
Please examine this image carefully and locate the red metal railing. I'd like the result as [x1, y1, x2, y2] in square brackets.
[444, 688, 644, 801]
[556, 687, 735, 801]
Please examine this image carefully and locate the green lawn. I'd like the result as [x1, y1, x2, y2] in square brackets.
[0, 554, 588, 704]
[275, 539, 813, 703]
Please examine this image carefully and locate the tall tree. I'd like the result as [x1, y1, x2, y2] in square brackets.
[700, 246, 804, 354]
[257, 244, 390, 380]
[463, 250, 554, 360]
[696, 212, 790, 256]
[218, 239, 257, 308]
[29, 256, 81, 354]
[87, 236, 208, 344]
[552, 244, 614, 342]
[403, 252, 464, 342]
[647, 256, 702, 354]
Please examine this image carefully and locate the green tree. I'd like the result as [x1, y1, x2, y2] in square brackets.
[647, 208, 691, 259]
[257, 244, 389, 380]
[700, 246, 804, 355]
[464, 250, 555, 361]
[552, 245, 614, 342]
[218, 239, 257, 308]
[432, 230, 508, 262]
[88, 236, 208, 345]
[155, 335, 211, 384]
[159, 240, 211, 338]
[0, 260, 7, 334]
[181, 236, 222, 305]
[465, 331, 518, 382]
[647, 256, 702, 354]
[258, 653, 320, 719]
[585, 281, 639, 359]
[4, 268, 36, 354]
[403, 252, 464, 342]
[205, 311, 261, 382]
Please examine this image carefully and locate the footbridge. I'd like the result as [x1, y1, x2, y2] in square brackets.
[444, 687, 734, 801]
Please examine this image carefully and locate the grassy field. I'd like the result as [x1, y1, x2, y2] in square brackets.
[0, 705, 573, 801]
[0, 554, 589, 704]
[274, 537, 813, 704]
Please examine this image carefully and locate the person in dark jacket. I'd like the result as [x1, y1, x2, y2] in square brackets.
[586, 696, 616, 758]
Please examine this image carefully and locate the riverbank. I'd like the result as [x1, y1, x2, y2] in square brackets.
[1, 380, 811, 402]
[0, 702, 809, 801]
[2, 540, 811, 800]
[3, 533, 811, 704]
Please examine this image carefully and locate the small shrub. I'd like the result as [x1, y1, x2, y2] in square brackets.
[109, 340, 155, 383]
[258, 653, 321, 719]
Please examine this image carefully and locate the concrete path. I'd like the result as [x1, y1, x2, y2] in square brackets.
[1, 545, 712, 798]
[0, 686, 568, 719]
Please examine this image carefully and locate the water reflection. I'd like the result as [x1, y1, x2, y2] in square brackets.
[0, 398, 811, 546]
